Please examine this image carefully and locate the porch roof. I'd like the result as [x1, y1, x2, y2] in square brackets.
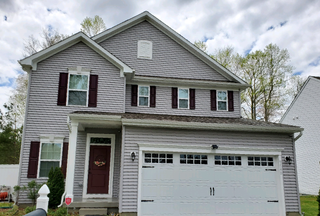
[69, 111, 303, 134]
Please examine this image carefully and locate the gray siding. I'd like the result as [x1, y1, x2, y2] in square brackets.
[19, 42, 124, 203]
[73, 129, 121, 199]
[100, 21, 228, 81]
[281, 78, 320, 195]
[125, 84, 241, 117]
[121, 127, 299, 213]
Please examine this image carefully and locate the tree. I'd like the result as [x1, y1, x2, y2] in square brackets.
[23, 27, 68, 56]
[0, 103, 22, 164]
[80, 15, 106, 37]
[194, 40, 208, 53]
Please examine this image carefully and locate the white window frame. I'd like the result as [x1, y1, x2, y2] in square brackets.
[178, 88, 189, 109]
[66, 70, 90, 107]
[37, 135, 64, 179]
[217, 90, 228, 111]
[138, 85, 150, 107]
[137, 40, 153, 60]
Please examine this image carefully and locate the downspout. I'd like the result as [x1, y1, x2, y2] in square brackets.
[294, 131, 303, 141]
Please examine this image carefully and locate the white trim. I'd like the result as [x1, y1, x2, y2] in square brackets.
[138, 85, 150, 107]
[67, 69, 90, 107]
[92, 11, 247, 85]
[178, 88, 189, 109]
[127, 75, 249, 90]
[122, 118, 303, 133]
[37, 135, 64, 179]
[82, 134, 115, 199]
[19, 32, 133, 77]
[217, 90, 228, 111]
[118, 126, 126, 212]
[137, 143, 286, 216]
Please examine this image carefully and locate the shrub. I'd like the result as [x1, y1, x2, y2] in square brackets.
[25, 205, 36, 214]
[47, 167, 65, 209]
[54, 207, 69, 216]
[24, 180, 43, 205]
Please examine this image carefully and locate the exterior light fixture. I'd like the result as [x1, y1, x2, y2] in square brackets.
[212, 145, 219, 150]
[284, 156, 292, 165]
[130, 152, 136, 161]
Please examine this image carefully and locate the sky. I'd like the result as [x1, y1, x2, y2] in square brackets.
[0, 0, 320, 110]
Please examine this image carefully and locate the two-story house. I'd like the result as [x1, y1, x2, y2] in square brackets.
[18, 11, 302, 216]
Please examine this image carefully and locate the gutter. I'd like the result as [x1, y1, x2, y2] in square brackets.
[294, 131, 303, 141]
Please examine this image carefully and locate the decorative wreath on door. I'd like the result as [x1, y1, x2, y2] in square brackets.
[94, 155, 106, 167]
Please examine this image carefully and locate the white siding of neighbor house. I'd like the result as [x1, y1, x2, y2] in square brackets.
[99, 21, 229, 81]
[19, 42, 125, 203]
[125, 84, 241, 118]
[281, 77, 320, 195]
[120, 126, 299, 213]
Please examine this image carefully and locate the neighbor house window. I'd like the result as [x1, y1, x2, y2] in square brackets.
[67, 72, 90, 106]
[217, 90, 227, 111]
[39, 143, 62, 177]
[178, 88, 189, 109]
[138, 86, 149, 106]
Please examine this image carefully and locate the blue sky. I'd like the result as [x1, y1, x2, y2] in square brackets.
[0, 0, 320, 108]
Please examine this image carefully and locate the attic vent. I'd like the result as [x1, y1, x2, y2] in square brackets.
[137, 40, 152, 60]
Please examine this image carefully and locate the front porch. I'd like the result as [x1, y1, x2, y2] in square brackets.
[65, 113, 123, 208]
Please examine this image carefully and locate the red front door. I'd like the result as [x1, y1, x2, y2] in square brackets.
[87, 145, 111, 194]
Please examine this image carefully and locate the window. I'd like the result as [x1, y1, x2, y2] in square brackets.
[144, 153, 173, 163]
[248, 156, 274, 166]
[180, 154, 208, 165]
[178, 88, 189, 109]
[67, 71, 90, 106]
[39, 143, 62, 177]
[139, 86, 149, 106]
[215, 155, 242, 166]
[217, 90, 227, 111]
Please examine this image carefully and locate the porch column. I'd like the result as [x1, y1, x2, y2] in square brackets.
[65, 122, 78, 203]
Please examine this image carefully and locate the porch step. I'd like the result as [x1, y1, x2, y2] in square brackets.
[79, 208, 108, 216]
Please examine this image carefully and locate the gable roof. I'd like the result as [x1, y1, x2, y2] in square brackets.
[93, 11, 248, 86]
[19, 32, 133, 77]
[280, 76, 320, 122]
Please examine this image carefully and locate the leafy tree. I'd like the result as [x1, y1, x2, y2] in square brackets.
[80, 15, 106, 37]
[194, 40, 207, 53]
[0, 103, 22, 164]
[47, 167, 65, 209]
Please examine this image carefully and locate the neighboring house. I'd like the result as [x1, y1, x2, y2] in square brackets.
[281, 76, 320, 195]
[18, 11, 303, 216]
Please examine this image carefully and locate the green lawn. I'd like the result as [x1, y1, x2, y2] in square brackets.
[301, 195, 318, 216]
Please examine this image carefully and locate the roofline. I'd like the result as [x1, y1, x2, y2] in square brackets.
[19, 32, 133, 77]
[280, 76, 319, 122]
[92, 11, 248, 86]
[69, 113, 302, 133]
[127, 75, 250, 90]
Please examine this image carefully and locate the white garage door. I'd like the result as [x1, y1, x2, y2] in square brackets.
[140, 153, 282, 216]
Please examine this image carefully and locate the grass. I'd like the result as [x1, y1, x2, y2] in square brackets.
[301, 195, 318, 216]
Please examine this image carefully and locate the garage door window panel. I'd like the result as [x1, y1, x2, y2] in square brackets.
[215, 155, 241, 166]
[144, 153, 173, 164]
[180, 154, 207, 164]
[248, 156, 274, 166]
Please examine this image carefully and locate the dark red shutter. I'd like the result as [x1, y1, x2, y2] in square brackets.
[131, 85, 138, 106]
[61, 142, 69, 178]
[190, 89, 195, 110]
[228, 91, 234, 111]
[57, 73, 68, 106]
[27, 141, 40, 178]
[172, 88, 178, 108]
[150, 86, 156, 107]
[88, 75, 98, 107]
[211, 90, 217, 111]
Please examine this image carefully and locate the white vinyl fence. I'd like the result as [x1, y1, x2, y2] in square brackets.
[0, 165, 19, 189]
